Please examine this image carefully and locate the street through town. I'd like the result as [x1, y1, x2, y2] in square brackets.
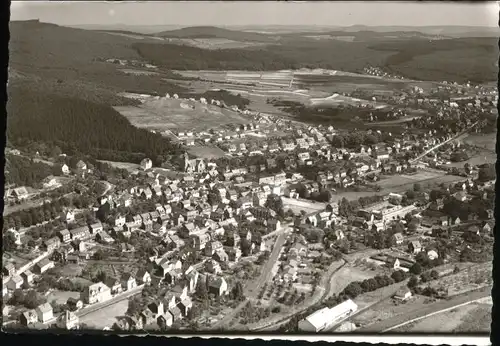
[211, 224, 290, 330]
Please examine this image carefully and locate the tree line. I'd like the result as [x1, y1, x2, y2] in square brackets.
[7, 86, 184, 167]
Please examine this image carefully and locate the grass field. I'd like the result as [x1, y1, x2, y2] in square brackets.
[114, 97, 250, 131]
[187, 145, 227, 159]
[376, 172, 465, 193]
[326, 264, 379, 299]
[79, 299, 129, 329]
[464, 133, 496, 151]
[352, 294, 431, 327]
[395, 299, 492, 333]
[98, 160, 141, 172]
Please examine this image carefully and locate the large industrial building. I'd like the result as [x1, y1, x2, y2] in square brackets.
[298, 299, 358, 332]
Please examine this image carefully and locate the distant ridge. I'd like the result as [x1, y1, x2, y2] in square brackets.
[154, 26, 278, 42]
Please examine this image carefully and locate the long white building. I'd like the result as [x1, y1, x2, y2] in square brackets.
[298, 299, 358, 332]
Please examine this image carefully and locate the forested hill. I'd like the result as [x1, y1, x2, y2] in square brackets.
[7, 86, 183, 166]
[155, 26, 278, 42]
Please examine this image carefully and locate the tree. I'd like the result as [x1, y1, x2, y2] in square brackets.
[415, 252, 430, 267]
[407, 276, 419, 288]
[232, 281, 245, 302]
[391, 270, 406, 283]
[478, 164, 495, 182]
[430, 270, 439, 280]
[420, 271, 432, 283]
[240, 239, 252, 257]
[3, 233, 17, 252]
[343, 282, 363, 298]
[126, 297, 144, 316]
[410, 263, 422, 275]
[195, 279, 208, 300]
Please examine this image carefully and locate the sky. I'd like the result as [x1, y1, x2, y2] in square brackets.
[10, 1, 499, 27]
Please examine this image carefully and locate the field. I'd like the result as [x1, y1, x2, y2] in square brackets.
[78, 299, 129, 329]
[98, 160, 141, 172]
[281, 197, 326, 215]
[395, 299, 491, 333]
[376, 171, 465, 193]
[325, 264, 380, 299]
[420, 263, 493, 296]
[464, 133, 496, 152]
[187, 145, 227, 159]
[114, 97, 250, 132]
[352, 294, 432, 328]
[164, 37, 271, 50]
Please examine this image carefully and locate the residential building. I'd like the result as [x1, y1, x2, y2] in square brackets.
[33, 259, 55, 274]
[83, 282, 112, 304]
[208, 276, 228, 296]
[36, 303, 54, 324]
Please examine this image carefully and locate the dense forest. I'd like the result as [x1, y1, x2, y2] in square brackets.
[5, 154, 56, 187]
[7, 87, 183, 166]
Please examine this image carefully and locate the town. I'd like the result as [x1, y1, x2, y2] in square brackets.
[4, 2, 496, 336]
[2, 75, 495, 332]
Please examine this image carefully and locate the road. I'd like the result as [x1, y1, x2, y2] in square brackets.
[253, 259, 347, 332]
[246, 228, 289, 297]
[100, 181, 114, 196]
[410, 121, 479, 164]
[76, 285, 144, 318]
[211, 224, 291, 330]
[359, 285, 491, 332]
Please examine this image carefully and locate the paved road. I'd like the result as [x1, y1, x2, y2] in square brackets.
[246, 228, 289, 297]
[360, 285, 491, 332]
[211, 225, 290, 330]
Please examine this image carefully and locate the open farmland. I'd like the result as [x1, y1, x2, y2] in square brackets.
[375, 171, 465, 193]
[464, 133, 496, 152]
[164, 38, 272, 50]
[114, 97, 251, 132]
[395, 299, 491, 333]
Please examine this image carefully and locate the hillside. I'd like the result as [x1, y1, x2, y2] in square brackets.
[7, 85, 182, 165]
[9, 20, 188, 105]
[369, 37, 497, 83]
[132, 36, 497, 83]
[155, 26, 278, 42]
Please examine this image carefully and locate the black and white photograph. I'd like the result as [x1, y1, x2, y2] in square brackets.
[2, 0, 497, 339]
